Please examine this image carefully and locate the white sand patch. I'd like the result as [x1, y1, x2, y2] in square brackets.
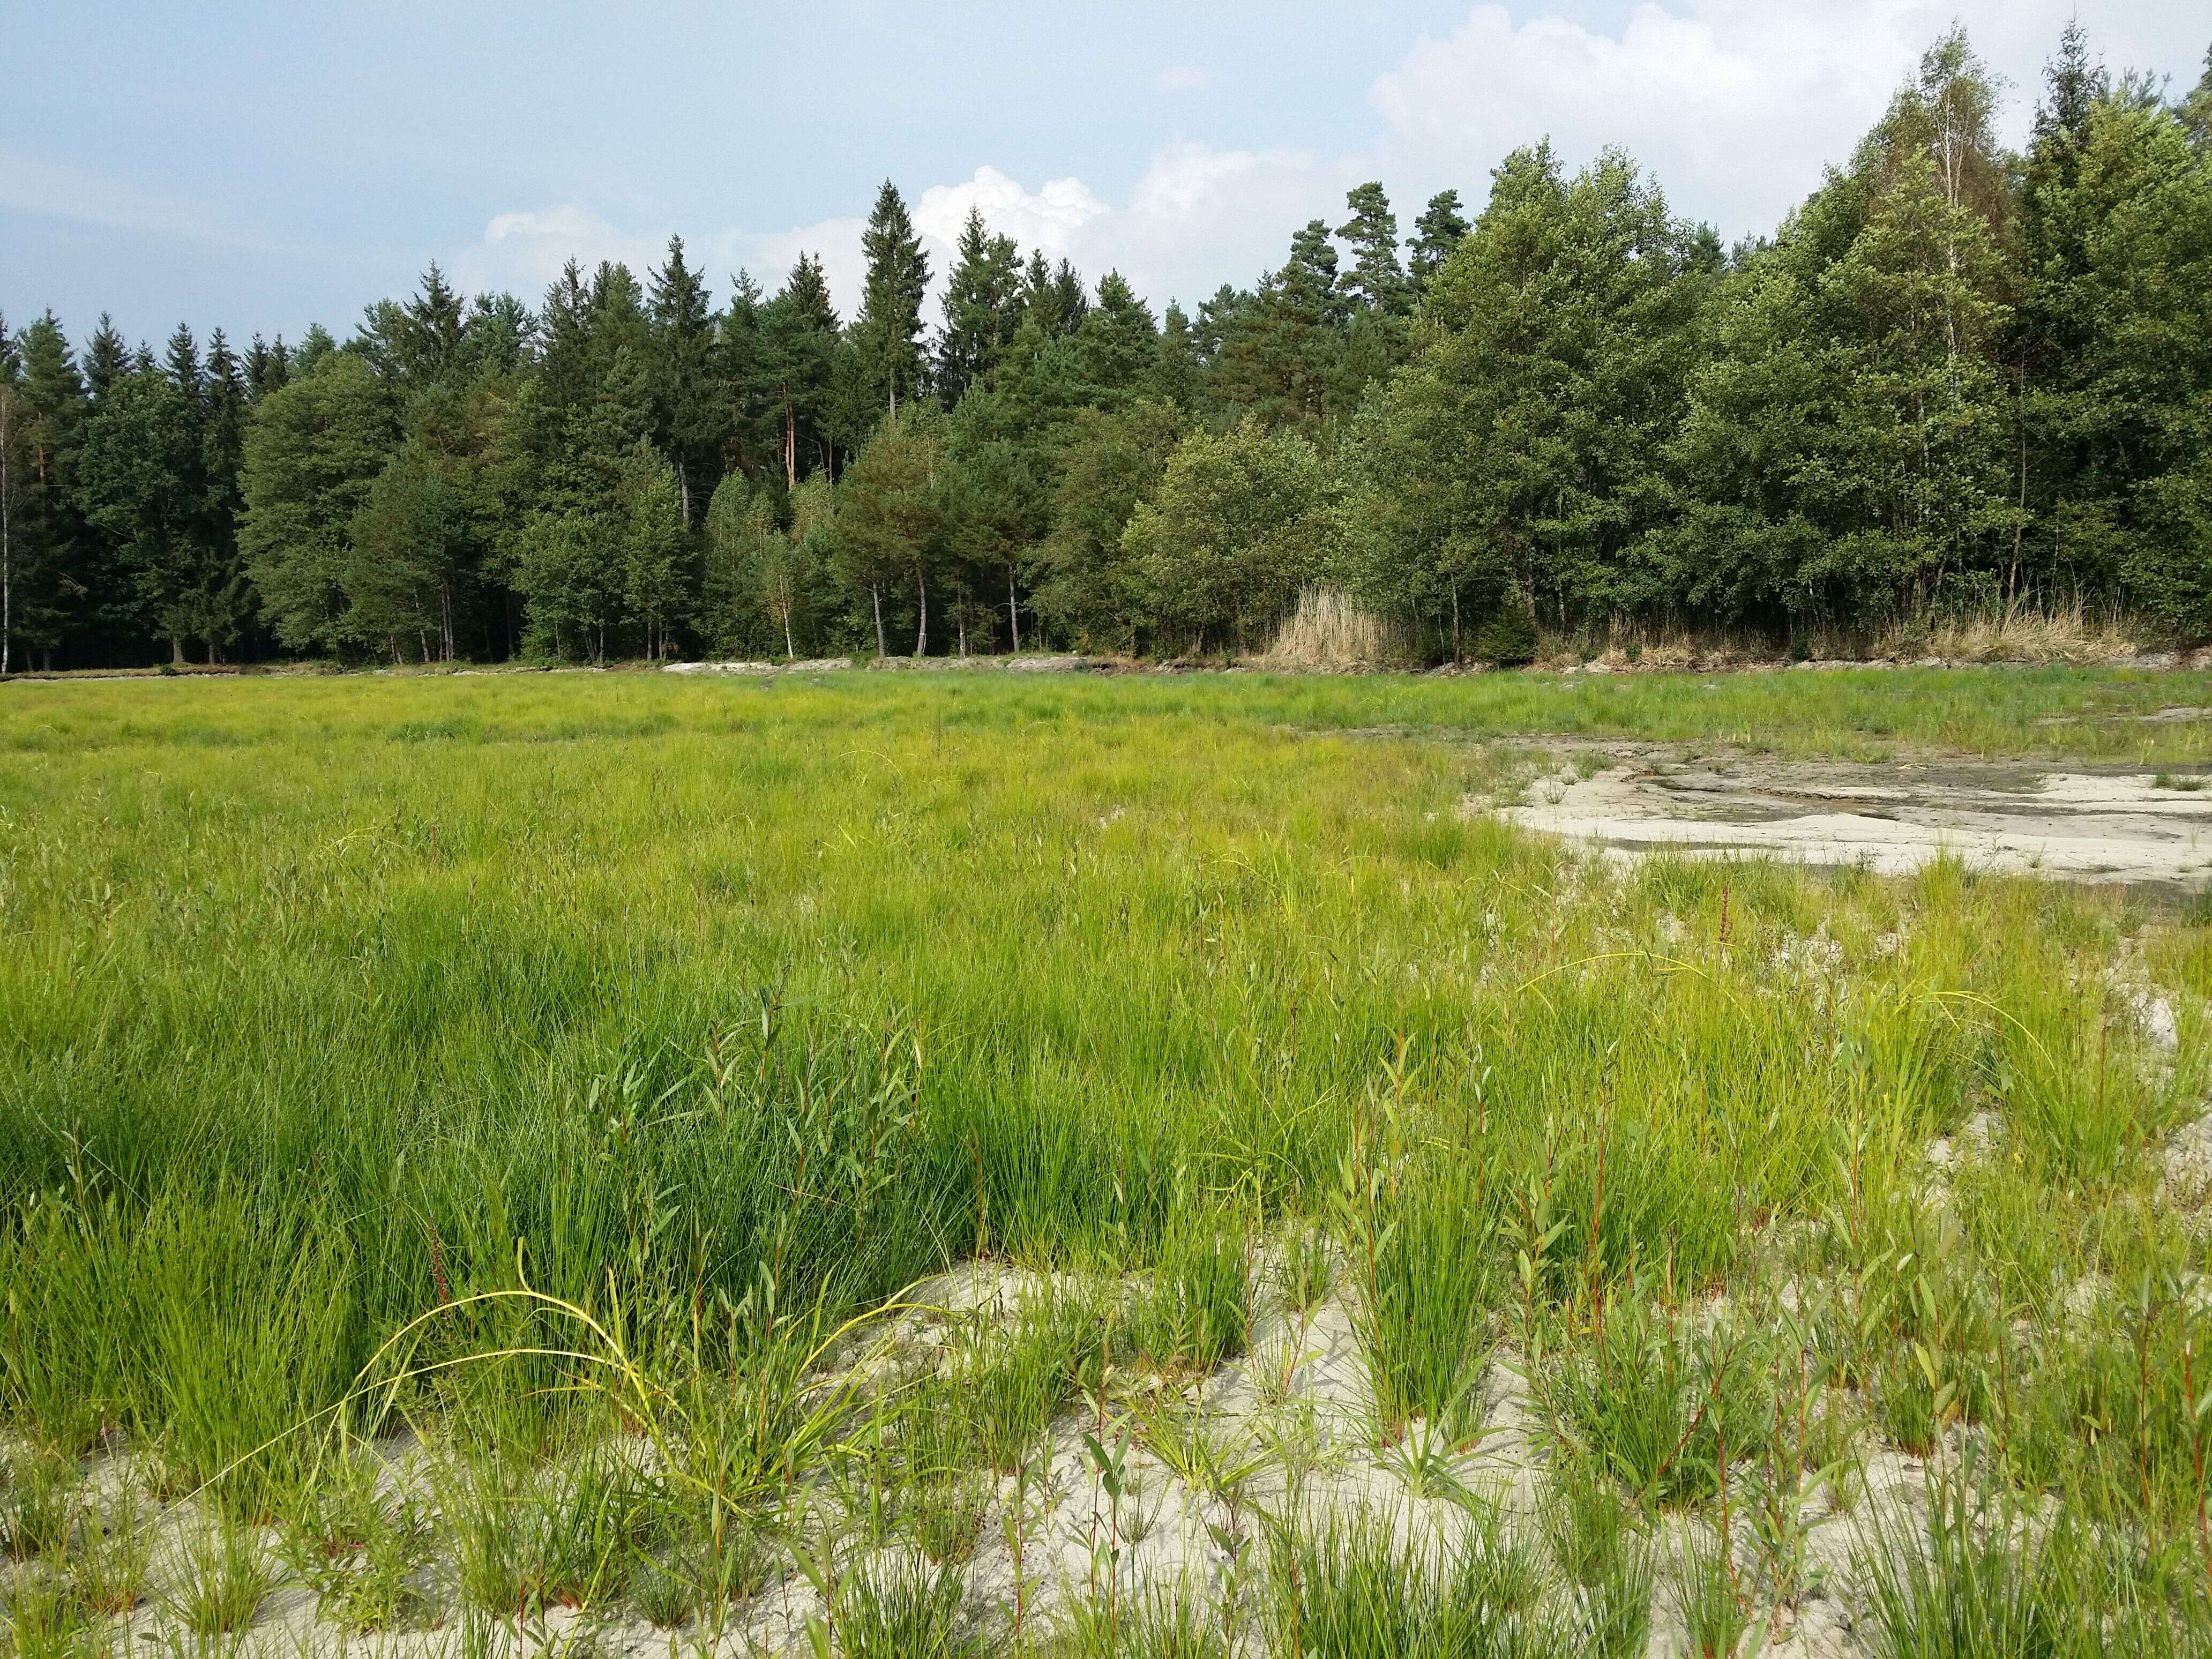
[1486, 746, 2212, 888]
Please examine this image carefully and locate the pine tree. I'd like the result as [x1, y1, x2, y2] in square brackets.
[2184, 46, 2212, 150]
[856, 181, 930, 419]
[1337, 182, 1409, 315]
[1409, 190, 1472, 297]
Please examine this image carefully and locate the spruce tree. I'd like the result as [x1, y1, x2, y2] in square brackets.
[83, 315, 130, 402]
[646, 236, 719, 522]
[856, 181, 930, 418]
[1020, 251, 1058, 328]
[1214, 222, 1343, 426]
[760, 253, 843, 485]
[1050, 260, 1089, 334]
[0, 317, 18, 674]
[244, 334, 291, 401]
[400, 263, 466, 385]
[165, 324, 203, 405]
[1151, 303, 1201, 410]
[936, 207, 1023, 405]
[1074, 273, 1159, 401]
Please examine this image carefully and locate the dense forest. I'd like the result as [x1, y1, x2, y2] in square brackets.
[3, 25, 2210, 672]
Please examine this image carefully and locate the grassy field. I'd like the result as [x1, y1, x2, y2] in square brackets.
[4, 665, 2212, 1656]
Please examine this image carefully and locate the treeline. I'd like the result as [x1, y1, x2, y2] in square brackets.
[3, 25, 2210, 672]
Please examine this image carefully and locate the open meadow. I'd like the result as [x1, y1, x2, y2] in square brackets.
[6, 664, 2212, 1658]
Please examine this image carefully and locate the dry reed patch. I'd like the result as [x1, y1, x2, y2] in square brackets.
[1862, 599, 2143, 666]
[1260, 588, 1413, 669]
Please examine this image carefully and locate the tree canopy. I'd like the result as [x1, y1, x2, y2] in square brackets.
[5, 25, 2210, 672]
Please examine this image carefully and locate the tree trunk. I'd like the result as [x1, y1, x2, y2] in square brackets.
[871, 585, 887, 658]
[1007, 563, 1020, 653]
[784, 610, 796, 660]
[172, 636, 185, 666]
[1451, 585, 1461, 664]
[677, 458, 691, 528]
[958, 610, 968, 657]
[914, 567, 927, 657]
[0, 398, 10, 679]
[783, 387, 797, 491]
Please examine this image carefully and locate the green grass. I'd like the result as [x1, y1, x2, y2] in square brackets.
[3, 665, 2210, 1647]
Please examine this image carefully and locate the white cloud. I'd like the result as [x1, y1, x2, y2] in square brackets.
[718, 217, 869, 320]
[1367, 1, 2212, 238]
[914, 166, 1108, 257]
[0, 149, 298, 257]
[1367, 2, 1919, 235]
[448, 2, 2211, 327]
[1110, 140, 1359, 303]
[452, 203, 666, 297]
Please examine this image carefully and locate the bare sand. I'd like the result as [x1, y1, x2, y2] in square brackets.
[1489, 742, 2212, 889]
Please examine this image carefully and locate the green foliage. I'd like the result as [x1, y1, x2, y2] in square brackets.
[1339, 1137, 1498, 1443]
[829, 1554, 973, 1659]
[18, 26, 2212, 669]
[8, 662, 2212, 1642]
[1262, 1507, 1558, 1658]
[1474, 596, 1538, 665]
[1540, 1288, 1771, 1511]
[237, 352, 395, 654]
[1122, 417, 1335, 652]
[163, 1514, 275, 1635]
[1135, 1195, 1252, 1375]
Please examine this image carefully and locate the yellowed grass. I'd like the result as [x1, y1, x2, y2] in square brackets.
[1531, 600, 2148, 672]
[1863, 599, 2142, 666]
[1260, 588, 1413, 669]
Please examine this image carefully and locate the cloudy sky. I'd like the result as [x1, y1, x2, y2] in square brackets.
[4, 2, 2207, 347]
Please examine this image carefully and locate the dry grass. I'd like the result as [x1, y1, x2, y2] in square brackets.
[1531, 600, 2151, 673]
[1260, 588, 1413, 669]
[1863, 598, 2143, 666]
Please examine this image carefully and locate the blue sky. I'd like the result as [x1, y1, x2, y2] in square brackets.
[4, 2, 2207, 350]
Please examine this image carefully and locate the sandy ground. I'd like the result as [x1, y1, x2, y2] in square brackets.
[1488, 742, 2212, 889]
[11, 1255, 1937, 1659]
